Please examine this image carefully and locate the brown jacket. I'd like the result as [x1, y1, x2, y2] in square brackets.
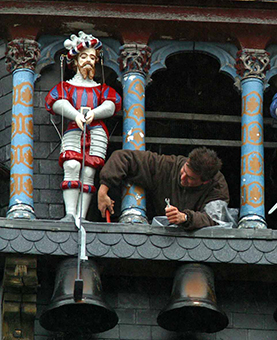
[100, 150, 230, 230]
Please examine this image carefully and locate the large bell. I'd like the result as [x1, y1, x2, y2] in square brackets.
[39, 258, 118, 334]
[157, 263, 228, 333]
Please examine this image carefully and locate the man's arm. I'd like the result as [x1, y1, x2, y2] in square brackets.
[180, 208, 218, 230]
[99, 149, 159, 190]
[165, 205, 216, 229]
[98, 149, 160, 217]
[98, 184, 115, 218]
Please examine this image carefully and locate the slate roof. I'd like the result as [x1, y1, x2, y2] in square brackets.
[1, 217, 277, 265]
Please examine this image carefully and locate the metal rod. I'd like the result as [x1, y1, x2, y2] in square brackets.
[100, 51, 105, 85]
[76, 122, 87, 280]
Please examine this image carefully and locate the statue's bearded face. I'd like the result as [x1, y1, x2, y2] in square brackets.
[76, 48, 97, 80]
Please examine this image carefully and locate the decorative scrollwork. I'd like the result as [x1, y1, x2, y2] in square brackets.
[119, 43, 152, 75]
[235, 48, 270, 80]
[6, 38, 41, 73]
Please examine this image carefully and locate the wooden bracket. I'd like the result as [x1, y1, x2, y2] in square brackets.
[2, 256, 38, 340]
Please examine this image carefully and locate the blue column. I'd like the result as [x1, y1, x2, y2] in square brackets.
[121, 72, 147, 222]
[235, 49, 270, 229]
[239, 78, 266, 228]
[5, 39, 40, 219]
[118, 44, 151, 223]
[7, 69, 35, 219]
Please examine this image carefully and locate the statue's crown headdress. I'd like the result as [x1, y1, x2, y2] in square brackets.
[64, 31, 102, 63]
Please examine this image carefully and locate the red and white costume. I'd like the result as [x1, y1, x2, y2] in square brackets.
[46, 81, 121, 169]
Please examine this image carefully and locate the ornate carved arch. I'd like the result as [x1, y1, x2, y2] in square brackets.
[148, 40, 238, 81]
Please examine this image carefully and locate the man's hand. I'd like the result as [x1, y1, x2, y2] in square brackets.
[75, 112, 86, 130]
[98, 184, 115, 218]
[85, 110, 95, 125]
[165, 205, 187, 225]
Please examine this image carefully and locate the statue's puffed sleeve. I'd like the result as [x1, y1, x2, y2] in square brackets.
[45, 82, 69, 115]
[100, 84, 122, 113]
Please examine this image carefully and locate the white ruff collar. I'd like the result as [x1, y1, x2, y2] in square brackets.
[66, 73, 100, 87]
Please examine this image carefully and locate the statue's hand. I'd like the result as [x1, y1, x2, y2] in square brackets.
[85, 110, 95, 125]
[75, 112, 86, 130]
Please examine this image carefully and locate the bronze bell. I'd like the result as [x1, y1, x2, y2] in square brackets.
[39, 258, 118, 334]
[157, 263, 228, 333]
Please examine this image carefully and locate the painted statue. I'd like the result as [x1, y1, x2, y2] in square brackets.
[45, 31, 122, 222]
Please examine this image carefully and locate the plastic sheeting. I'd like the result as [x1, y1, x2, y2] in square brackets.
[204, 200, 239, 228]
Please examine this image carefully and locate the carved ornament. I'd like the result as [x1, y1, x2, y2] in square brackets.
[235, 49, 270, 80]
[6, 39, 41, 73]
[119, 43, 152, 75]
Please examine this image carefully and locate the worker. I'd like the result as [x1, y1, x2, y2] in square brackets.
[98, 147, 231, 230]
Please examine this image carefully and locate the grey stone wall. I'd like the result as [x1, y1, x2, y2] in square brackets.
[0, 39, 12, 216]
[0, 167, 9, 216]
[0, 39, 11, 167]
[33, 58, 64, 219]
[35, 265, 277, 340]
